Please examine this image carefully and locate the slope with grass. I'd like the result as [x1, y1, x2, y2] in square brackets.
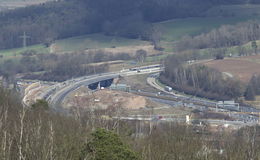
[52, 34, 148, 53]
[157, 16, 258, 42]
[0, 33, 149, 59]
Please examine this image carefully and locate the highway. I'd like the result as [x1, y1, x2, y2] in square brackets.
[35, 64, 163, 109]
[50, 73, 119, 108]
[23, 63, 260, 124]
[149, 73, 260, 113]
[146, 73, 260, 123]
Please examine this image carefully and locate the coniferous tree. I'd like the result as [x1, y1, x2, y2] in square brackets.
[80, 128, 140, 160]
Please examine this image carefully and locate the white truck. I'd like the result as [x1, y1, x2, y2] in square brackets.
[164, 86, 173, 92]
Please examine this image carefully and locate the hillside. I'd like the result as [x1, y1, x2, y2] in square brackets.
[2, 1, 260, 159]
[1, 4, 259, 57]
[0, 33, 149, 60]
[0, 0, 259, 50]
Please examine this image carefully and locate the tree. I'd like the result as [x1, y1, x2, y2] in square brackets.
[161, 53, 245, 100]
[135, 49, 147, 63]
[251, 41, 258, 55]
[80, 128, 140, 160]
[149, 25, 163, 50]
[244, 84, 256, 101]
[238, 45, 247, 56]
[31, 99, 50, 110]
[177, 21, 260, 51]
[44, 38, 54, 48]
[215, 53, 224, 60]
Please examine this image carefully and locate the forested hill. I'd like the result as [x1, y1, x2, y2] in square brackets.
[0, 0, 259, 50]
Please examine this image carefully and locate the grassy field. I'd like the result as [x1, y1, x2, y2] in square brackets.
[0, 44, 49, 61]
[0, 33, 148, 60]
[157, 16, 257, 42]
[52, 34, 147, 53]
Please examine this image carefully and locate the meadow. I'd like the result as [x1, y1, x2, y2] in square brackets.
[52, 34, 147, 53]
[157, 16, 253, 42]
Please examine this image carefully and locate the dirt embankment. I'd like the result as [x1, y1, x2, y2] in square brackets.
[23, 82, 50, 105]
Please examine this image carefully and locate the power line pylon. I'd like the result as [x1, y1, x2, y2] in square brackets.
[19, 32, 30, 48]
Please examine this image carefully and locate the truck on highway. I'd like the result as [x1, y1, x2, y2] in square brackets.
[164, 86, 173, 92]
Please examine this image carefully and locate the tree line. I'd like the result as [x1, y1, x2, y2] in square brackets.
[1, 87, 260, 159]
[0, 50, 132, 82]
[245, 74, 260, 100]
[177, 21, 260, 51]
[160, 54, 244, 100]
[0, 0, 258, 49]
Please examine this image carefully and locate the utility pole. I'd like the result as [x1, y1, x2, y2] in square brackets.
[19, 32, 30, 48]
[149, 106, 154, 135]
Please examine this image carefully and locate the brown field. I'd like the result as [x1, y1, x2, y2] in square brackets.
[203, 55, 260, 83]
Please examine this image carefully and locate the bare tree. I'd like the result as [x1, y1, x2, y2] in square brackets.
[149, 25, 163, 50]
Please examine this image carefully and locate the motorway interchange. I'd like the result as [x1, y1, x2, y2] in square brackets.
[23, 64, 260, 126]
[34, 64, 163, 108]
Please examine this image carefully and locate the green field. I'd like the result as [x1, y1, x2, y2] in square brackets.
[0, 33, 148, 59]
[157, 16, 258, 42]
[0, 44, 49, 60]
[53, 34, 147, 53]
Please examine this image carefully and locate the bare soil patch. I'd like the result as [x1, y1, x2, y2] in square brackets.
[65, 87, 159, 110]
[64, 87, 193, 117]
